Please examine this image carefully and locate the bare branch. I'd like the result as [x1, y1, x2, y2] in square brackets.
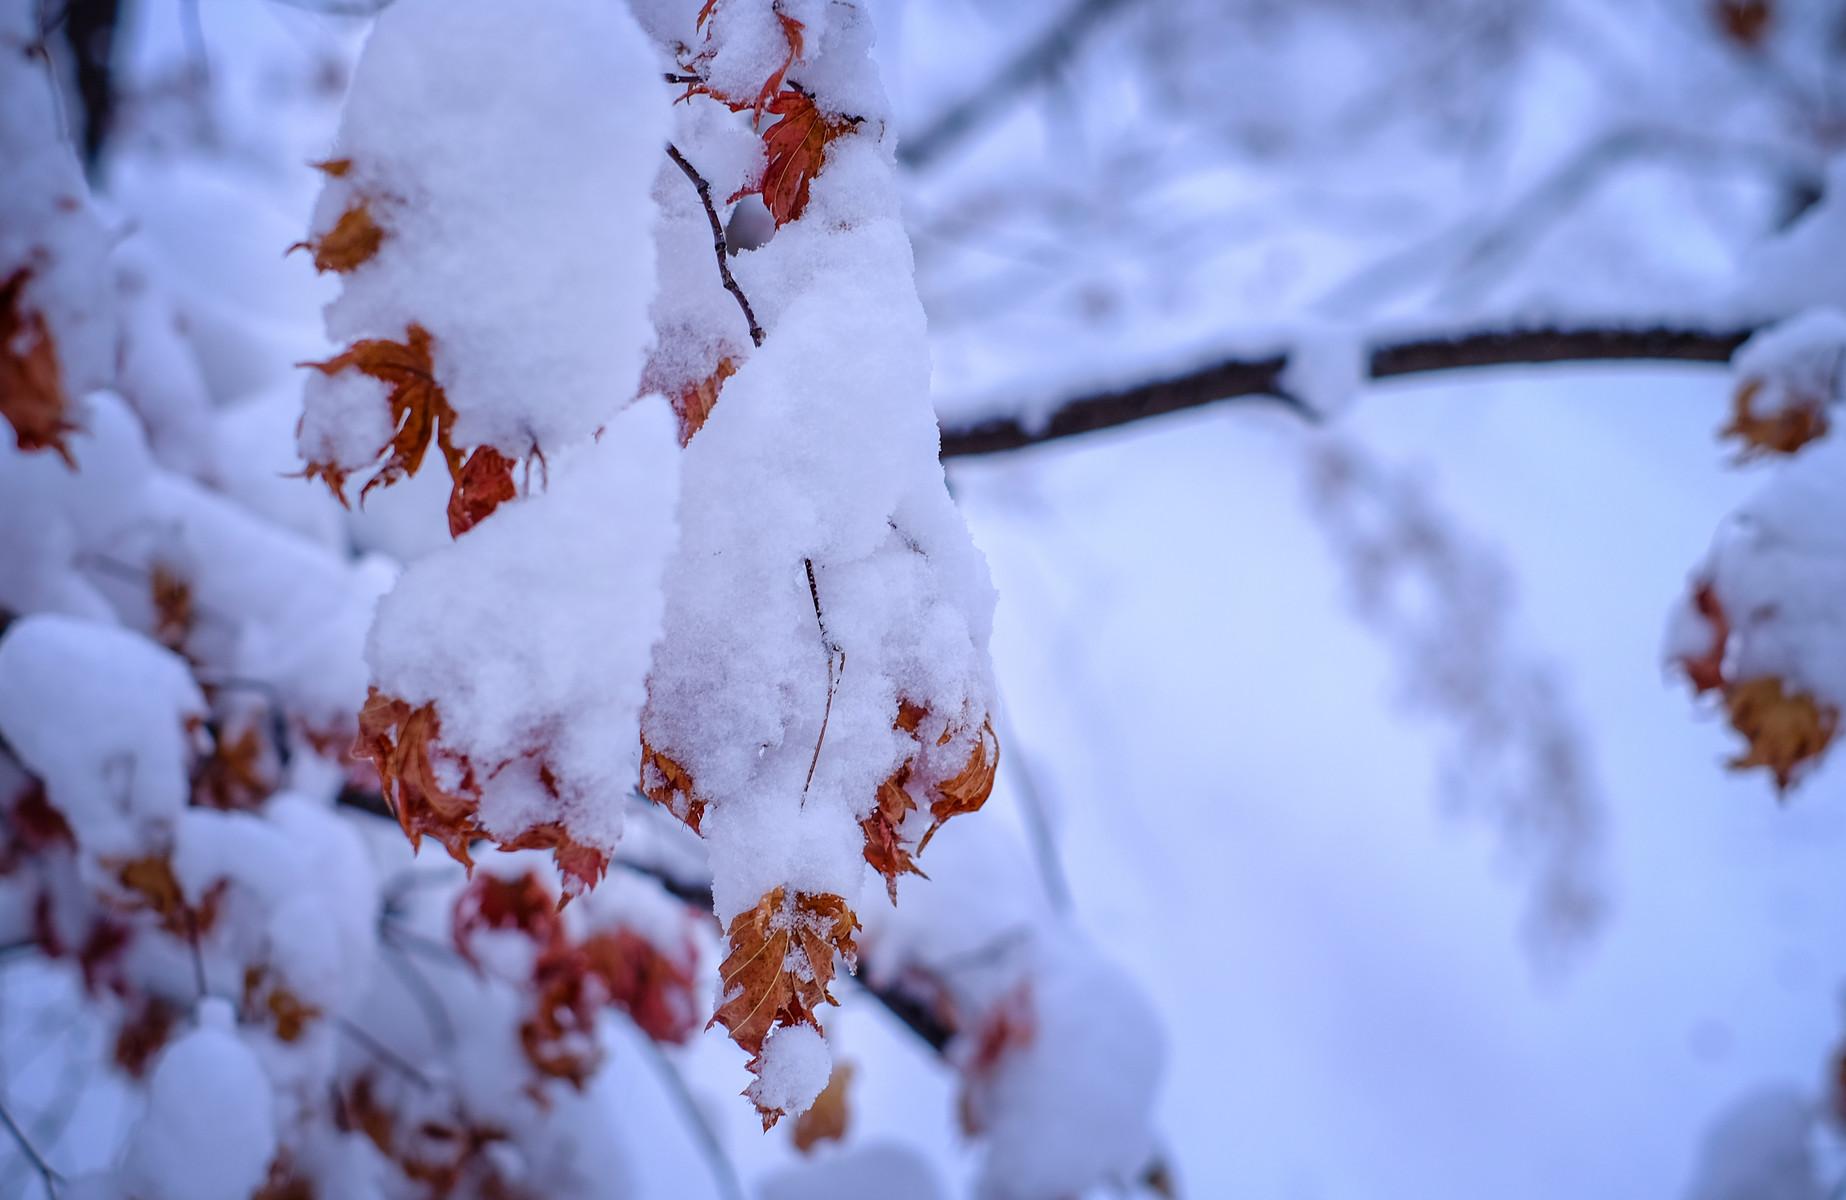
[665, 142, 764, 349]
[937, 323, 1754, 458]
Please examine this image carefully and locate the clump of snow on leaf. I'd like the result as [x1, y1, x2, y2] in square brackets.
[746, 1022, 832, 1119]
[299, 0, 667, 468]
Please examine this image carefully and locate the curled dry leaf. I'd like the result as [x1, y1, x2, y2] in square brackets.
[149, 564, 194, 656]
[0, 267, 78, 468]
[711, 887, 860, 1124]
[957, 983, 1037, 1136]
[1679, 582, 1729, 695]
[918, 716, 999, 854]
[192, 722, 274, 812]
[521, 945, 605, 1087]
[356, 689, 611, 895]
[242, 965, 322, 1043]
[451, 870, 564, 966]
[300, 324, 462, 505]
[107, 853, 225, 939]
[1722, 376, 1830, 457]
[687, 0, 806, 117]
[792, 1059, 854, 1153]
[113, 995, 180, 1079]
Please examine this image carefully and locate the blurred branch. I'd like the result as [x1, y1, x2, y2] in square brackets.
[937, 323, 1753, 457]
[899, 0, 1134, 169]
[0, 1092, 61, 1198]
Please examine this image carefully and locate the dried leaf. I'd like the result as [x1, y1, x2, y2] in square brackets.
[792, 1060, 854, 1153]
[918, 717, 998, 854]
[671, 356, 736, 446]
[243, 965, 322, 1043]
[291, 202, 384, 274]
[149, 563, 194, 655]
[1721, 376, 1829, 457]
[732, 91, 856, 227]
[1725, 676, 1838, 791]
[193, 722, 273, 812]
[581, 926, 701, 1044]
[355, 688, 479, 872]
[639, 734, 706, 833]
[688, 2, 806, 116]
[447, 444, 519, 537]
[521, 946, 604, 1087]
[0, 267, 77, 467]
[299, 325, 462, 504]
[452, 870, 564, 966]
[710, 887, 859, 1061]
[113, 995, 179, 1078]
[956, 983, 1036, 1136]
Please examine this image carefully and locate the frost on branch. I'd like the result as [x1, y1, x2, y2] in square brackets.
[633, 0, 1000, 1118]
[297, 0, 666, 530]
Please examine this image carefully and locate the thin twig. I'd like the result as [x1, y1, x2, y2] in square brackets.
[0, 1093, 62, 1198]
[801, 558, 843, 799]
[665, 142, 765, 348]
[335, 1016, 435, 1088]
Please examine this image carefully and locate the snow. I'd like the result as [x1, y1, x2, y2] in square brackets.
[366, 399, 681, 866]
[301, 0, 668, 466]
[747, 1022, 833, 1118]
[1730, 308, 1846, 421]
[125, 999, 278, 1200]
[0, 613, 203, 856]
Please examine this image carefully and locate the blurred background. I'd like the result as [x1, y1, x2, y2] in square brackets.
[8, 0, 1846, 1195]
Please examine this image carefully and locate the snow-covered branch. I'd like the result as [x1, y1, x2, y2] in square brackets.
[940, 323, 1755, 457]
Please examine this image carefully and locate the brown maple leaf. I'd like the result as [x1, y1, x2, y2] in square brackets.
[792, 1059, 854, 1153]
[243, 965, 322, 1043]
[149, 563, 194, 655]
[687, 2, 805, 117]
[355, 688, 480, 871]
[113, 995, 180, 1078]
[0, 267, 78, 468]
[710, 887, 860, 1060]
[451, 870, 564, 966]
[957, 983, 1036, 1136]
[670, 356, 736, 446]
[1721, 377, 1830, 457]
[918, 717, 998, 854]
[447, 444, 519, 537]
[639, 734, 707, 833]
[732, 90, 857, 227]
[193, 721, 273, 811]
[581, 926, 701, 1045]
[299, 324, 462, 505]
[1725, 676, 1839, 792]
[520, 946, 604, 1087]
[290, 202, 384, 275]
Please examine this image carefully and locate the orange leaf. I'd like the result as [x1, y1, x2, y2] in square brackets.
[733, 90, 856, 227]
[1725, 676, 1839, 792]
[639, 734, 707, 834]
[446, 444, 519, 537]
[957, 983, 1036, 1136]
[299, 324, 462, 505]
[581, 926, 701, 1045]
[671, 356, 737, 446]
[1721, 376, 1830, 457]
[792, 1060, 854, 1153]
[451, 870, 564, 965]
[710, 887, 859, 1065]
[0, 268, 78, 468]
[291, 202, 384, 275]
[917, 716, 998, 854]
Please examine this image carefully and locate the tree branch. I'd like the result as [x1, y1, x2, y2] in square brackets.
[937, 323, 1754, 458]
[665, 142, 764, 349]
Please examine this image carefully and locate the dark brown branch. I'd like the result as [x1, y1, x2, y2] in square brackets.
[937, 324, 1755, 458]
[665, 142, 765, 349]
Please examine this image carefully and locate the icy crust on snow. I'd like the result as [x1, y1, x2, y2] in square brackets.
[745, 1022, 832, 1117]
[1681, 434, 1846, 708]
[1730, 308, 1846, 417]
[367, 401, 681, 859]
[0, 7, 114, 403]
[126, 1000, 278, 1200]
[642, 57, 997, 923]
[0, 614, 203, 856]
[300, 0, 667, 465]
